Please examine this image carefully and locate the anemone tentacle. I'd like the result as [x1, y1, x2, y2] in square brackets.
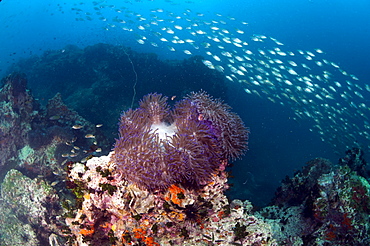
[111, 91, 249, 191]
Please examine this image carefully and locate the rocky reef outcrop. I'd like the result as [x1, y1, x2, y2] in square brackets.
[0, 73, 109, 245]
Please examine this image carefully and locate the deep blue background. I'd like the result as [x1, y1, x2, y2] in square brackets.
[1, 0, 369, 80]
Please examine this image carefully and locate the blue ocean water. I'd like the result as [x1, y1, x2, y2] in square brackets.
[1, 0, 369, 206]
[2, 0, 369, 76]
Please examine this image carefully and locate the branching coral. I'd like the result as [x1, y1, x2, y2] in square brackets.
[111, 91, 249, 191]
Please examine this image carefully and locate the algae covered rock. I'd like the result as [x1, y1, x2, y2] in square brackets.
[0, 202, 39, 246]
[0, 169, 62, 245]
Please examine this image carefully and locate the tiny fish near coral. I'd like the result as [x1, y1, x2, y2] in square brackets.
[111, 91, 249, 192]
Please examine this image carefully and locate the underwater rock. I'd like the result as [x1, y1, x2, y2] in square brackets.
[0, 203, 39, 246]
[0, 72, 109, 181]
[260, 153, 370, 245]
[273, 158, 333, 206]
[339, 147, 369, 179]
[0, 73, 111, 244]
[0, 73, 37, 174]
[0, 169, 63, 245]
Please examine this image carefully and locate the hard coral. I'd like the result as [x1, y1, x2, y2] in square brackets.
[111, 91, 249, 192]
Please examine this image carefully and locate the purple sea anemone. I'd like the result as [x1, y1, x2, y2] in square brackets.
[111, 91, 249, 191]
[186, 91, 249, 161]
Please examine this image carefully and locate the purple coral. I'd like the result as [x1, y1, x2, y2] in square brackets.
[111, 91, 249, 191]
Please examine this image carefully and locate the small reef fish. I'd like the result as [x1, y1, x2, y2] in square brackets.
[49, 115, 61, 120]
[72, 124, 84, 129]
[58, 1, 370, 153]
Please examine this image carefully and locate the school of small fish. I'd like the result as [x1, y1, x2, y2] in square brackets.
[58, 0, 369, 154]
[61, 123, 102, 159]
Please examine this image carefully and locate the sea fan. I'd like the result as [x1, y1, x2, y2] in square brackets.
[111, 91, 249, 191]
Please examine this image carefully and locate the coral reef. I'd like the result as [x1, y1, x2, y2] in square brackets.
[339, 147, 369, 179]
[260, 150, 370, 245]
[0, 169, 64, 245]
[2, 73, 370, 246]
[0, 73, 110, 245]
[62, 93, 277, 245]
[0, 73, 109, 180]
[111, 92, 249, 191]
[0, 73, 36, 174]
[65, 153, 275, 245]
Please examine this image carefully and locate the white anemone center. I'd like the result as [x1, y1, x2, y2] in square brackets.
[150, 122, 177, 141]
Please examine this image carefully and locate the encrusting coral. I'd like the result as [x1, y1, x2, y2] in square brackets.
[66, 153, 275, 245]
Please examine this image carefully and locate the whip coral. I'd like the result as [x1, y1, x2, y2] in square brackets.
[111, 91, 249, 191]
